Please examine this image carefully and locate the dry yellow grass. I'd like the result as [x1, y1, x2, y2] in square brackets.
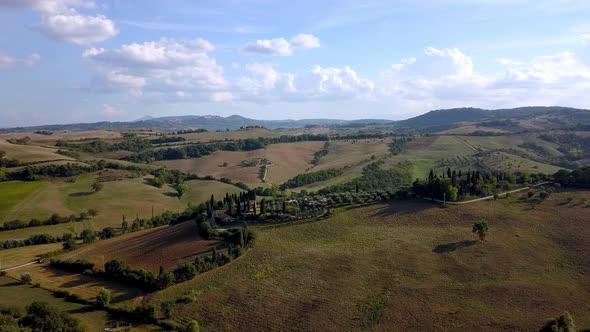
[0, 139, 75, 163]
[155, 142, 325, 185]
[147, 190, 590, 331]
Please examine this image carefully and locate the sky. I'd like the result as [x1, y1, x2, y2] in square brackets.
[1, 0, 590, 127]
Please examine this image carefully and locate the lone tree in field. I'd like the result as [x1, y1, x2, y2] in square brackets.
[96, 288, 111, 308]
[20, 272, 33, 285]
[92, 181, 104, 193]
[472, 221, 489, 241]
[176, 183, 189, 198]
[540, 311, 576, 332]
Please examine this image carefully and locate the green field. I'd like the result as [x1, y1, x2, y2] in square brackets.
[145, 190, 590, 331]
[0, 175, 243, 242]
[0, 181, 46, 218]
[0, 276, 108, 331]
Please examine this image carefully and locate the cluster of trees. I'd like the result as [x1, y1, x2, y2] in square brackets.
[389, 137, 412, 155]
[0, 302, 83, 332]
[318, 161, 413, 194]
[149, 136, 186, 144]
[2, 160, 147, 182]
[282, 168, 344, 189]
[174, 128, 208, 134]
[412, 168, 543, 201]
[540, 133, 590, 161]
[0, 233, 59, 249]
[56, 137, 152, 153]
[312, 141, 330, 164]
[1, 210, 97, 231]
[0, 150, 19, 167]
[209, 191, 258, 218]
[553, 167, 590, 186]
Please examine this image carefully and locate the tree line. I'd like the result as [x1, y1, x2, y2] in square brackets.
[124, 134, 330, 163]
[318, 160, 413, 194]
[281, 168, 344, 189]
[1, 160, 147, 182]
[1, 210, 97, 231]
[412, 168, 546, 201]
[50, 227, 254, 292]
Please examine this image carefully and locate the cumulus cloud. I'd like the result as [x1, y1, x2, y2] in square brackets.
[83, 38, 231, 101]
[381, 46, 590, 111]
[0, 51, 40, 69]
[383, 47, 473, 78]
[234, 63, 374, 101]
[242, 34, 320, 56]
[0, 0, 117, 45]
[40, 13, 117, 45]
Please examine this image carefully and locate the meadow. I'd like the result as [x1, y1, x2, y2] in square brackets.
[145, 190, 590, 331]
[0, 175, 243, 242]
[0, 276, 108, 331]
[0, 139, 74, 163]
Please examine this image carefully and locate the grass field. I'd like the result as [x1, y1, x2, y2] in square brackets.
[382, 136, 475, 179]
[0, 176, 244, 242]
[0, 242, 62, 268]
[0, 181, 46, 218]
[0, 276, 108, 331]
[145, 190, 590, 331]
[60, 222, 222, 272]
[182, 179, 244, 204]
[0, 139, 75, 163]
[6, 264, 145, 308]
[312, 139, 392, 172]
[155, 142, 325, 186]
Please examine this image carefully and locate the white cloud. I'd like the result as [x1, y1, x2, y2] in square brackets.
[242, 33, 320, 56]
[234, 63, 373, 101]
[381, 46, 590, 112]
[83, 38, 230, 102]
[0, 51, 40, 69]
[40, 13, 117, 45]
[384, 47, 473, 79]
[0, 0, 117, 45]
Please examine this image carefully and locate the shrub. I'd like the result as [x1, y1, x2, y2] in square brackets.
[20, 273, 33, 285]
[96, 288, 111, 308]
[185, 320, 200, 332]
[472, 221, 489, 241]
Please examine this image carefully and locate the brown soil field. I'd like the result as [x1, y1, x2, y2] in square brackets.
[155, 141, 324, 185]
[147, 190, 590, 331]
[60, 222, 223, 272]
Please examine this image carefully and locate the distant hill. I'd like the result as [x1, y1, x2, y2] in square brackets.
[1, 106, 587, 133]
[396, 106, 589, 131]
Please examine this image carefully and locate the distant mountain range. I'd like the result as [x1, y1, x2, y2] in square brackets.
[1, 106, 588, 132]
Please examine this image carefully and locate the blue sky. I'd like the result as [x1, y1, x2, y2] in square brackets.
[1, 0, 590, 126]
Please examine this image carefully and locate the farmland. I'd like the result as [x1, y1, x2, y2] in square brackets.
[155, 141, 325, 185]
[146, 190, 590, 331]
[1, 108, 589, 331]
[0, 139, 74, 163]
[60, 222, 222, 272]
[0, 276, 108, 331]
